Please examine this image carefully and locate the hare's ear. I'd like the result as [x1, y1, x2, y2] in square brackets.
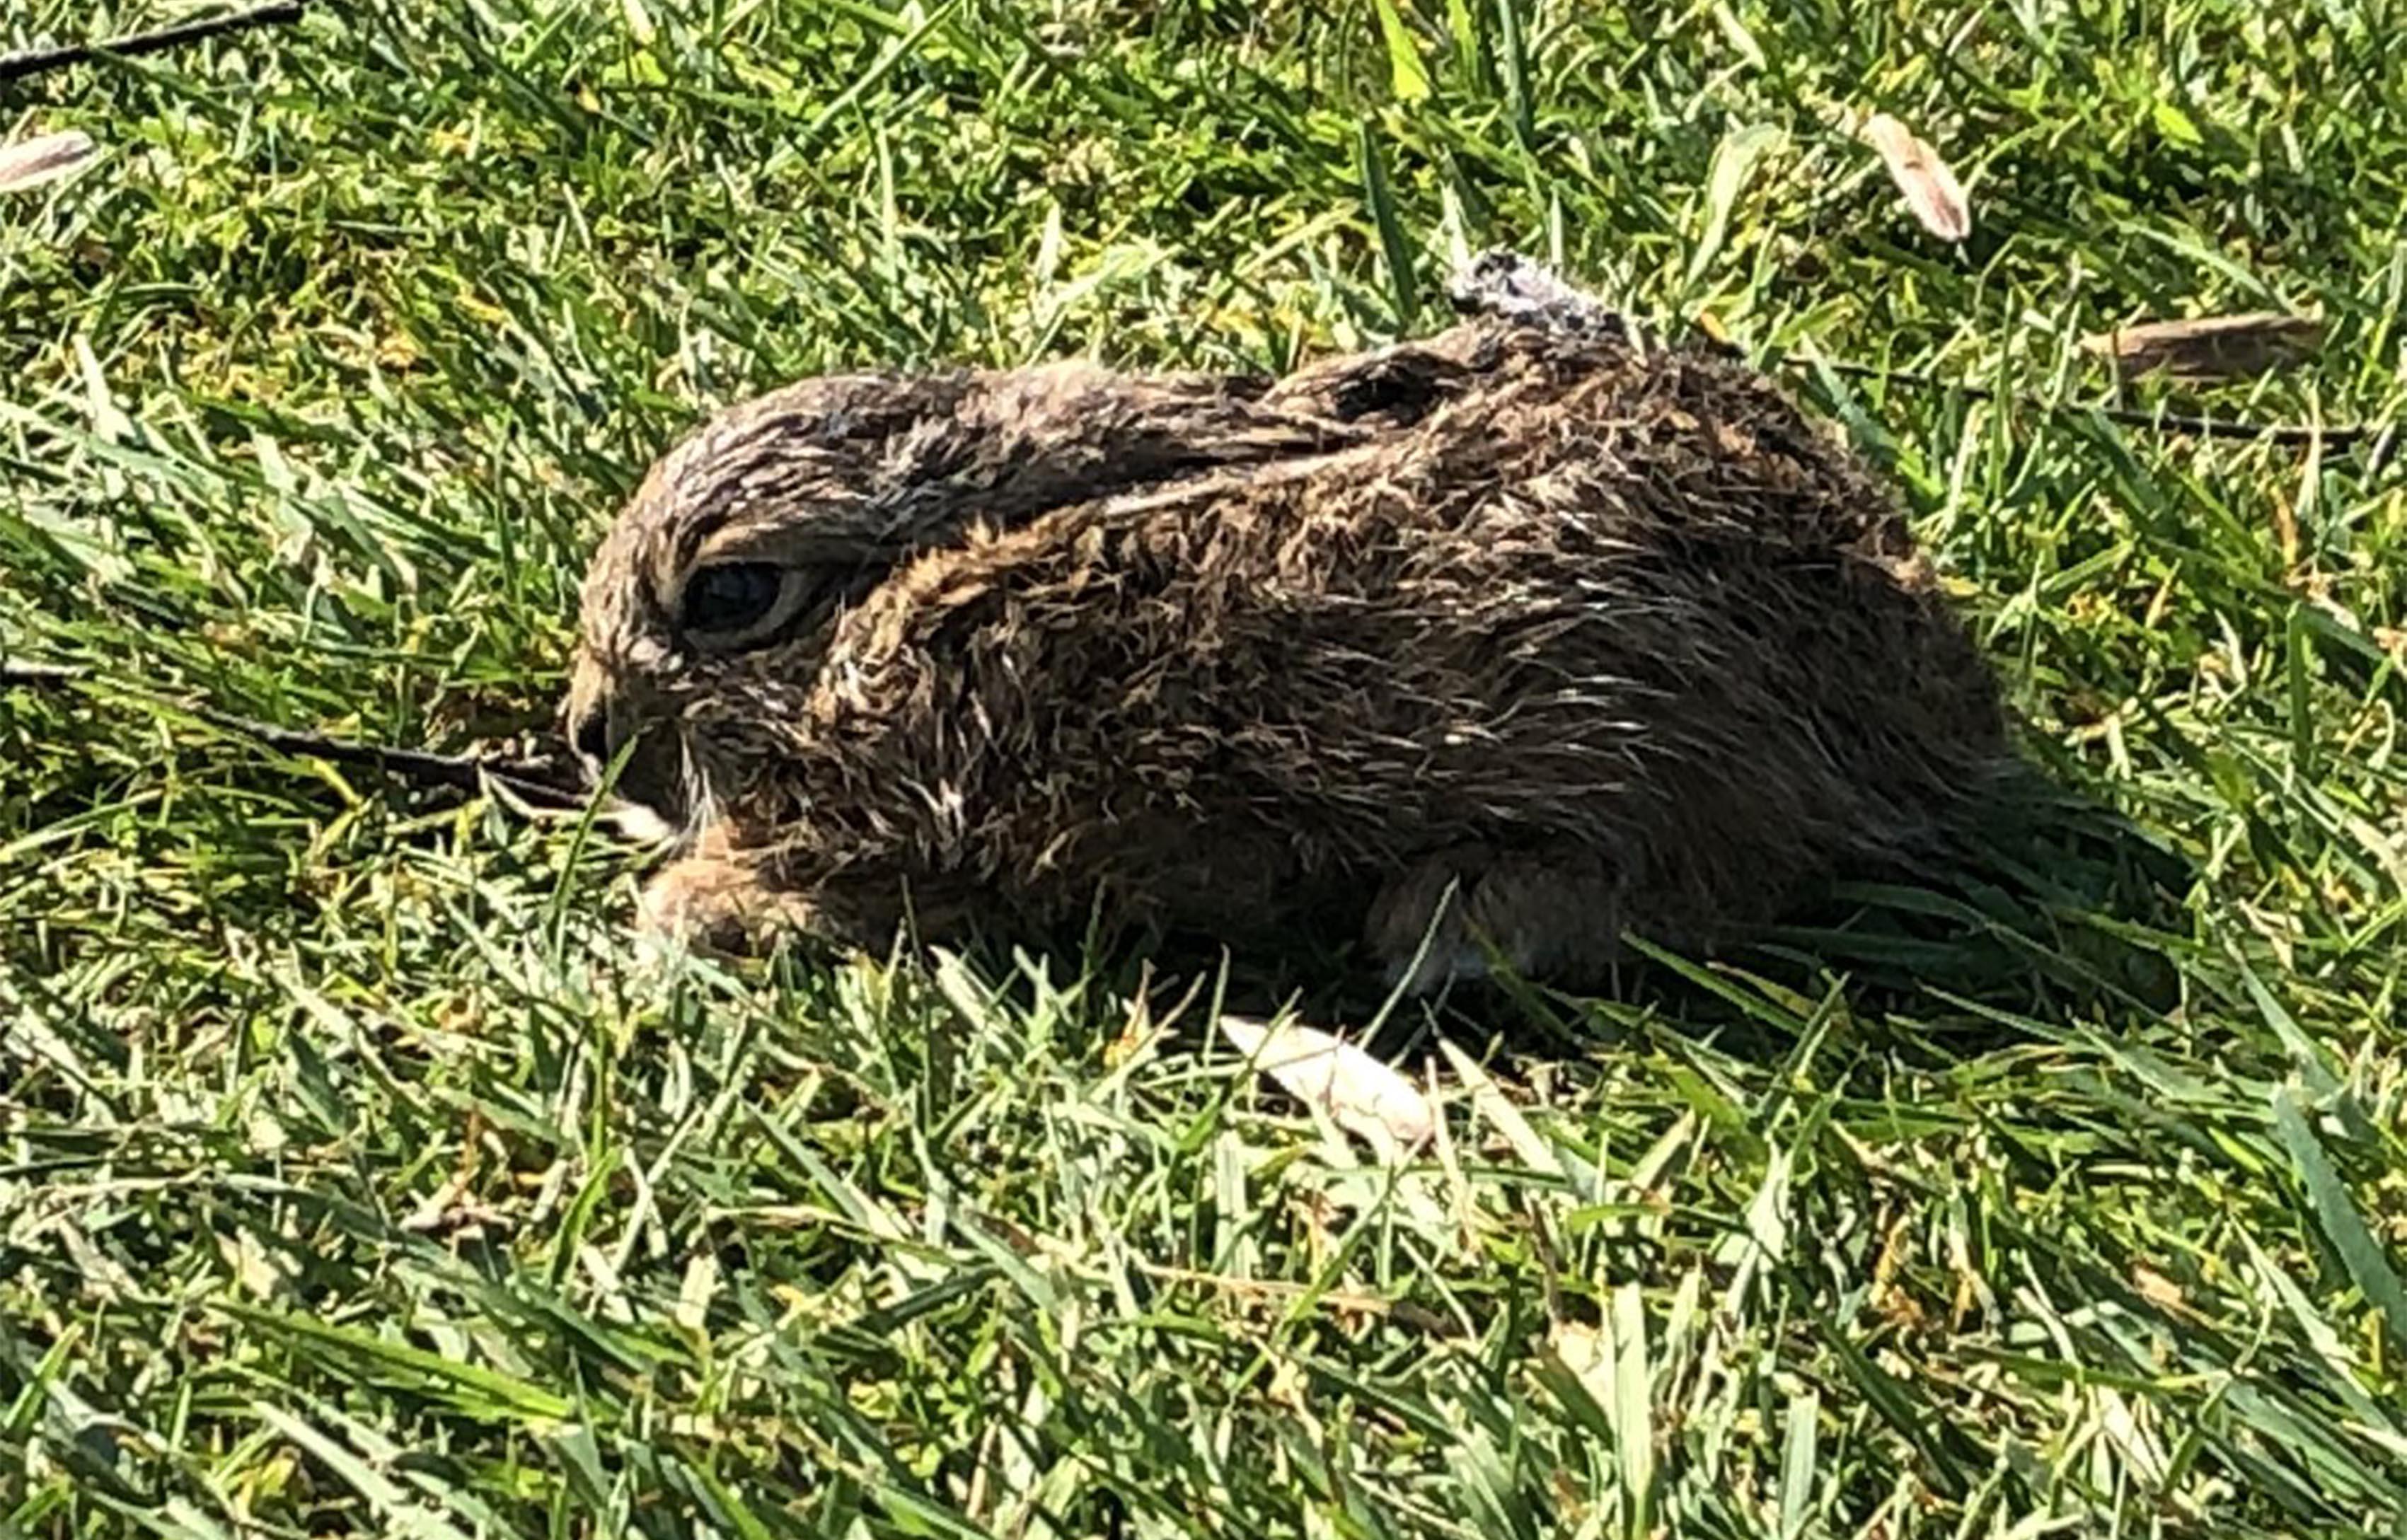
[948, 364, 1345, 523]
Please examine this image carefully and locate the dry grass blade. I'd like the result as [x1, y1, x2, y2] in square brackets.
[2079, 313, 2326, 382]
[1218, 1013, 1436, 1159]
[1857, 112, 1970, 242]
[0, 131, 98, 195]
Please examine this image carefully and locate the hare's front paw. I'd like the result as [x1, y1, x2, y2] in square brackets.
[634, 843, 911, 961]
[637, 853, 812, 954]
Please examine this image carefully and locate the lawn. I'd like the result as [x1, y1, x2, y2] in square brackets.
[4, 1, 2406, 1535]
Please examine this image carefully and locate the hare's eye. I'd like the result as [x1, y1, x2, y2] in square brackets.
[679, 561, 790, 643]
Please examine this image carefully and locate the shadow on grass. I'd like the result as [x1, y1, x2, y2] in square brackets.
[1046, 751, 2201, 1070]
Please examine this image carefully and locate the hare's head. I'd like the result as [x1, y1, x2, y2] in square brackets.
[562, 360, 1304, 833]
[561, 370, 998, 831]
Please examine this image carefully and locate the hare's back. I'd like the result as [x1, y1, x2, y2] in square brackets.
[800, 398, 1989, 893]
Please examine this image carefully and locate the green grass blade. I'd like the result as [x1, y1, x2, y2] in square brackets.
[2271, 1085, 2407, 1354]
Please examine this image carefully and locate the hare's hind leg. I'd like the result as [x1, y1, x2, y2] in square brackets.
[1366, 847, 1624, 994]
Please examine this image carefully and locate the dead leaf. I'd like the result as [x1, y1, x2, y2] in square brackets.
[0, 129, 98, 194]
[1857, 112, 1970, 243]
[2131, 1263, 2193, 1317]
[2079, 312, 2324, 382]
[1218, 1013, 1435, 1159]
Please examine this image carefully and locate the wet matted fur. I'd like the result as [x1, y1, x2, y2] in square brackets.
[562, 255, 2007, 990]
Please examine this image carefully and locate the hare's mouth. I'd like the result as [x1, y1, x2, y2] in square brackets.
[601, 797, 682, 846]
[570, 722, 704, 850]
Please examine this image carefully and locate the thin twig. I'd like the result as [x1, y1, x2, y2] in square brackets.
[1, 659, 589, 811]
[0, 2, 306, 85]
[227, 719, 589, 810]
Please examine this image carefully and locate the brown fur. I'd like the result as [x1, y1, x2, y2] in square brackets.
[564, 259, 2006, 990]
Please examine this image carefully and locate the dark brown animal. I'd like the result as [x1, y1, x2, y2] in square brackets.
[562, 254, 2006, 990]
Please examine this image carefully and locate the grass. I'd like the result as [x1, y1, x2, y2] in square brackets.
[4, 0, 2406, 1534]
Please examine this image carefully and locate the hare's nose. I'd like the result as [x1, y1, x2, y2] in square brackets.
[562, 652, 620, 777]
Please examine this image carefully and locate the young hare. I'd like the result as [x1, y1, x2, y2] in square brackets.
[562, 254, 2005, 990]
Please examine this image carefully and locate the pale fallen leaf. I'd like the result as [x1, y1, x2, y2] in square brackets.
[2079, 312, 2324, 382]
[1857, 112, 1970, 243]
[0, 129, 98, 194]
[1549, 1317, 1606, 1376]
[1219, 1013, 1435, 1159]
